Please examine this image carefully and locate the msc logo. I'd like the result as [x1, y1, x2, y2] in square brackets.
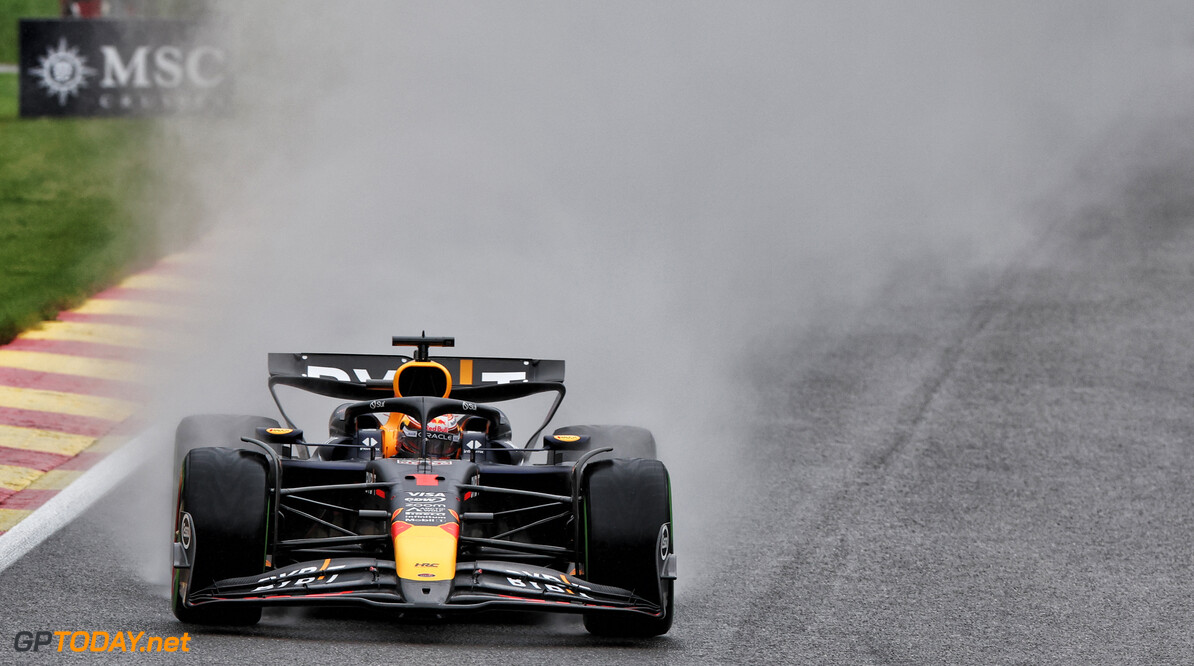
[98, 44, 224, 90]
[29, 38, 96, 106]
[28, 37, 225, 108]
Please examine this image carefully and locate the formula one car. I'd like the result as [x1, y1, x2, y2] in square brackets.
[171, 335, 675, 637]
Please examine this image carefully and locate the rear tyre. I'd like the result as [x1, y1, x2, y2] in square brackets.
[581, 458, 674, 637]
[173, 414, 281, 475]
[172, 447, 269, 625]
[552, 424, 657, 460]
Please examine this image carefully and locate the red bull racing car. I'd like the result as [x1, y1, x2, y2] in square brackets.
[170, 335, 675, 637]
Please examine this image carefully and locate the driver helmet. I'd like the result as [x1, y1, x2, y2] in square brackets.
[394, 413, 467, 458]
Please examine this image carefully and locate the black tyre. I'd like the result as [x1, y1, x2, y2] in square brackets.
[552, 425, 657, 460]
[172, 447, 269, 625]
[581, 458, 674, 637]
[173, 414, 281, 475]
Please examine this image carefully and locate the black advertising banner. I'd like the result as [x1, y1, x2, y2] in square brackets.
[18, 19, 229, 117]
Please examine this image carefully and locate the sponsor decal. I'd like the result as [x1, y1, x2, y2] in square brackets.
[28, 38, 96, 106]
[400, 503, 450, 525]
[12, 631, 191, 653]
[404, 429, 457, 443]
[426, 415, 465, 432]
[503, 570, 594, 599]
[355, 368, 397, 382]
[554, 435, 581, 442]
[480, 372, 526, 384]
[250, 563, 348, 592]
[19, 20, 230, 117]
[404, 491, 447, 504]
[307, 366, 397, 382]
[265, 428, 293, 435]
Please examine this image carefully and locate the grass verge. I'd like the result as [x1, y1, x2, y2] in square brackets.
[0, 71, 162, 344]
[0, 0, 59, 65]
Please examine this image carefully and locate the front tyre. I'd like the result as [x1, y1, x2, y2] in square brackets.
[172, 447, 269, 625]
[173, 414, 282, 475]
[581, 458, 674, 637]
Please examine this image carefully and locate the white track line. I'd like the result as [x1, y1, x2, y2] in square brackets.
[0, 425, 166, 575]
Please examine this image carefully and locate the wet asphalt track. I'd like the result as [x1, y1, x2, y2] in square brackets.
[4, 143, 1194, 664]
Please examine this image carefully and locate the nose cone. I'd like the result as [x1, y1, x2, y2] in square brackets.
[392, 521, 459, 581]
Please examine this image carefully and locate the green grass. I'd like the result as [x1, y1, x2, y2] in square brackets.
[0, 0, 59, 64]
[0, 71, 164, 343]
[0, 69, 15, 117]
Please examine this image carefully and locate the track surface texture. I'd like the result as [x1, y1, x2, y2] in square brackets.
[3, 138, 1194, 664]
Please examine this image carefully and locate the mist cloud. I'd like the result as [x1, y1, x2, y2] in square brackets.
[139, 2, 1194, 582]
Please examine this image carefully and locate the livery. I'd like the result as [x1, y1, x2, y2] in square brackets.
[171, 335, 675, 637]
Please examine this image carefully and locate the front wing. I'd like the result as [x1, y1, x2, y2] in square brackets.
[184, 559, 664, 618]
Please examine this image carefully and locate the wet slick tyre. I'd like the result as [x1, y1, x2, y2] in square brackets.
[173, 414, 281, 475]
[581, 458, 674, 637]
[172, 447, 269, 626]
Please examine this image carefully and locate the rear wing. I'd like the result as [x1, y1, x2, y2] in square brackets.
[267, 353, 565, 402]
[266, 352, 567, 445]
